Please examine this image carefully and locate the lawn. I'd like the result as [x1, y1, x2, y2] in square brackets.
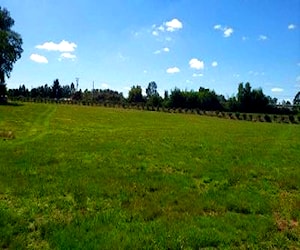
[0, 103, 299, 249]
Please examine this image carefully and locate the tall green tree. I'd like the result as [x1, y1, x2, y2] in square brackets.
[294, 91, 300, 106]
[146, 81, 161, 107]
[51, 79, 62, 99]
[0, 7, 23, 97]
[128, 85, 145, 103]
[146, 81, 157, 98]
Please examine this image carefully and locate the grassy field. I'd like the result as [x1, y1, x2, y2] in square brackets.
[0, 103, 299, 249]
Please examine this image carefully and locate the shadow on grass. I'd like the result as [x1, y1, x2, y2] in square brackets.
[0, 101, 24, 107]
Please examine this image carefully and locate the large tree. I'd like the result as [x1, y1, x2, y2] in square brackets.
[294, 91, 300, 106]
[146, 81, 161, 107]
[0, 7, 23, 97]
[128, 85, 145, 103]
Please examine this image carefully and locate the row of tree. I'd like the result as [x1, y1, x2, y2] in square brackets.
[0, 7, 299, 114]
[5, 79, 300, 114]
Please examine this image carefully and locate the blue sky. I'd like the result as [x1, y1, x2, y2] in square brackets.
[2, 0, 300, 101]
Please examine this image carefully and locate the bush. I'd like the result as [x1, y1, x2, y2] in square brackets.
[289, 115, 296, 124]
[264, 114, 272, 123]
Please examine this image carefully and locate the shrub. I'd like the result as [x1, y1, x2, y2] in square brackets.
[289, 115, 296, 124]
[264, 114, 272, 123]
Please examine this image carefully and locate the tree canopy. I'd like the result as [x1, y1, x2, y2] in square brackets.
[294, 91, 300, 106]
[0, 7, 23, 85]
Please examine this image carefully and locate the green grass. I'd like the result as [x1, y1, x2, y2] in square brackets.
[0, 103, 299, 249]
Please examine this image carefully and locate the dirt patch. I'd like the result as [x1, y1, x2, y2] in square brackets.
[0, 130, 15, 139]
[275, 213, 299, 231]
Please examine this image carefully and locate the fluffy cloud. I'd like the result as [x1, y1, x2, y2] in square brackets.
[258, 35, 268, 41]
[152, 30, 159, 36]
[192, 73, 203, 77]
[165, 18, 183, 32]
[60, 52, 76, 60]
[166, 67, 180, 74]
[214, 24, 222, 30]
[152, 18, 183, 36]
[214, 24, 234, 37]
[271, 88, 284, 93]
[30, 54, 48, 63]
[288, 24, 296, 30]
[154, 47, 170, 54]
[211, 61, 218, 67]
[189, 58, 204, 70]
[36, 40, 77, 52]
[223, 28, 234, 37]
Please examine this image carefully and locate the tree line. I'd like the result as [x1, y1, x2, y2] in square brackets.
[5, 79, 300, 115]
[0, 7, 299, 114]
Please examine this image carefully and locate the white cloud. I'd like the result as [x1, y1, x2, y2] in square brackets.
[271, 88, 284, 92]
[30, 54, 48, 63]
[152, 18, 182, 36]
[60, 52, 76, 60]
[223, 27, 234, 37]
[158, 25, 165, 32]
[101, 83, 109, 88]
[189, 58, 204, 70]
[166, 67, 180, 74]
[211, 61, 218, 67]
[242, 36, 248, 41]
[288, 24, 296, 30]
[36, 40, 77, 52]
[214, 24, 222, 30]
[258, 35, 268, 41]
[152, 30, 159, 36]
[165, 18, 183, 32]
[154, 47, 170, 54]
[214, 24, 234, 37]
[192, 73, 203, 77]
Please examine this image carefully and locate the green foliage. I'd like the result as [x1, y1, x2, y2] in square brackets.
[145, 81, 162, 107]
[0, 103, 299, 248]
[6, 79, 298, 115]
[294, 91, 300, 106]
[128, 85, 145, 103]
[236, 82, 269, 113]
[0, 7, 23, 84]
[168, 87, 222, 110]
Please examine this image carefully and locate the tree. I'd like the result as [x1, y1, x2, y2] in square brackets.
[146, 81, 161, 107]
[51, 79, 62, 99]
[146, 81, 158, 98]
[236, 82, 269, 113]
[294, 91, 300, 106]
[0, 7, 23, 91]
[128, 85, 145, 103]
